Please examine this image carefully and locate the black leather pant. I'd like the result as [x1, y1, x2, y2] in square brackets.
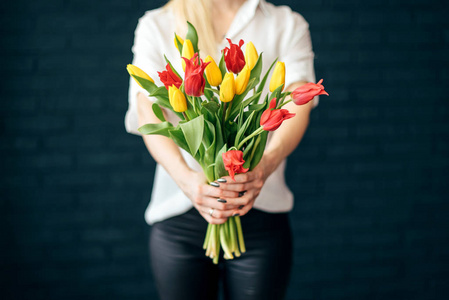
[149, 208, 293, 300]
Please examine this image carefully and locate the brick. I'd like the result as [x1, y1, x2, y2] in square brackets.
[416, 11, 449, 25]
[43, 133, 107, 150]
[387, 30, 440, 45]
[0, 96, 38, 113]
[3, 115, 69, 134]
[305, 11, 353, 28]
[0, 56, 35, 73]
[4, 153, 73, 170]
[350, 265, 400, 279]
[2, 0, 64, 11]
[3, 174, 40, 188]
[37, 53, 101, 73]
[71, 33, 132, 52]
[42, 171, 110, 189]
[66, 0, 135, 12]
[358, 11, 412, 26]
[1, 34, 67, 53]
[36, 13, 99, 34]
[320, 283, 371, 298]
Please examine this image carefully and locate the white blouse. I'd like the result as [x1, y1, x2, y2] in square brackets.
[125, 0, 318, 225]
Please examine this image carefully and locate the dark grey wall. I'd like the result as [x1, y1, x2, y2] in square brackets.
[1, 0, 448, 299]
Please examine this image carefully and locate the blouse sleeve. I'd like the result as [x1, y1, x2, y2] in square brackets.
[279, 10, 319, 107]
[125, 13, 166, 135]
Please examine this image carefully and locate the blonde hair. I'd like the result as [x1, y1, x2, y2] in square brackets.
[164, 0, 217, 59]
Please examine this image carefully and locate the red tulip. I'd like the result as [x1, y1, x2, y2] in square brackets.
[291, 79, 329, 105]
[158, 63, 182, 90]
[260, 98, 296, 131]
[182, 53, 210, 97]
[222, 150, 249, 181]
[223, 38, 246, 74]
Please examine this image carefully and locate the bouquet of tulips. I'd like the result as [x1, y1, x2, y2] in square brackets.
[127, 22, 328, 263]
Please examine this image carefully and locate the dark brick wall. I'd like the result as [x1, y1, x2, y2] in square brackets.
[1, 0, 448, 299]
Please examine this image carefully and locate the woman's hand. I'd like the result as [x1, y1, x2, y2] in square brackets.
[213, 162, 269, 217]
[180, 170, 242, 224]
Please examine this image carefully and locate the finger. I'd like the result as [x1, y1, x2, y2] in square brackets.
[233, 202, 254, 217]
[218, 172, 256, 184]
[197, 202, 242, 218]
[196, 205, 239, 224]
[193, 204, 228, 224]
[202, 184, 240, 199]
[199, 211, 228, 225]
[215, 177, 262, 193]
[219, 190, 256, 207]
[196, 196, 242, 210]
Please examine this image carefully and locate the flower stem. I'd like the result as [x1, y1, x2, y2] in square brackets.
[203, 223, 212, 249]
[182, 112, 190, 121]
[219, 223, 234, 259]
[221, 102, 227, 128]
[278, 99, 292, 109]
[237, 126, 265, 150]
[234, 215, 246, 253]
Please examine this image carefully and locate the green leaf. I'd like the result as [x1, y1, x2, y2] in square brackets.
[250, 131, 268, 170]
[203, 120, 216, 181]
[223, 120, 238, 148]
[242, 137, 255, 159]
[248, 103, 266, 112]
[150, 86, 169, 98]
[255, 57, 278, 103]
[234, 111, 255, 147]
[249, 52, 264, 87]
[164, 55, 182, 80]
[186, 21, 199, 53]
[174, 33, 183, 56]
[203, 119, 215, 149]
[237, 101, 245, 129]
[131, 74, 158, 94]
[138, 121, 173, 137]
[180, 115, 204, 156]
[169, 128, 190, 153]
[152, 103, 166, 122]
[241, 91, 262, 108]
[214, 113, 224, 157]
[205, 87, 220, 96]
[227, 78, 256, 122]
[218, 52, 226, 80]
[204, 81, 213, 100]
[271, 84, 285, 105]
[202, 101, 220, 114]
[214, 144, 228, 179]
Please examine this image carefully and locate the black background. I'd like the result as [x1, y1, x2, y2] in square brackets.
[1, 0, 448, 299]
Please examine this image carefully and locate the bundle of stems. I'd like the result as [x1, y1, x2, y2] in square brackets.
[203, 216, 245, 264]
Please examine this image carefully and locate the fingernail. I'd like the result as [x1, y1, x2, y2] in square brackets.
[210, 182, 220, 187]
[217, 178, 227, 183]
[238, 191, 245, 197]
[217, 198, 227, 203]
[232, 213, 240, 217]
[239, 205, 244, 209]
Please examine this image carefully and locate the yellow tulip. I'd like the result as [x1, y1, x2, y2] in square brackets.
[220, 73, 235, 103]
[182, 39, 194, 71]
[235, 65, 250, 95]
[269, 62, 285, 92]
[204, 56, 222, 87]
[244, 41, 258, 70]
[174, 34, 184, 51]
[168, 85, 188, 112]
[127, 64, 154, 89]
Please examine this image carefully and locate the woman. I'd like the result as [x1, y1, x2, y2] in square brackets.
[125, 0, 318, 299]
